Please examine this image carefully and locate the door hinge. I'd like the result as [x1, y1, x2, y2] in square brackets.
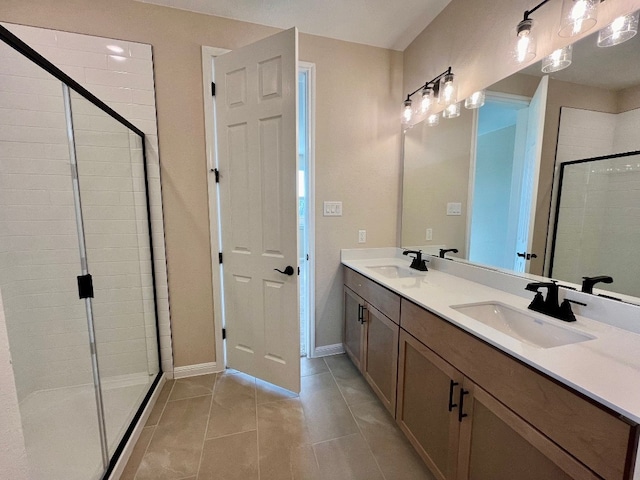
[222, 328, 226, 340]
[77, 274, 94, 299]
[218, 252, 223, 264]
[211, 82, 216, 96]
[213, 168, 220, 183]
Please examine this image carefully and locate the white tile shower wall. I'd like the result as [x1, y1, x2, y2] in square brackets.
[553, 107, 640, 296]
[0, 24, 172, 400]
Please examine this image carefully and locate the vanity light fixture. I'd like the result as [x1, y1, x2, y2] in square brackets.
[559, 0, 599, 37]
[514, 0, 553, 64]
[443, 102, 461, 119]
[420, 86, 435, 114]
[541, 44, 573, 72]
[402, 98, 413, 125]
[400, 66, 456, 125]
[464, 90, 486, 109]
[598, 10, 639, 47]
[438, 73, 458, 106]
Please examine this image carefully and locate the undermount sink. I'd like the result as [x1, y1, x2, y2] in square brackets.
[450, 301, 596, 349]
[367, 265, 427, 279]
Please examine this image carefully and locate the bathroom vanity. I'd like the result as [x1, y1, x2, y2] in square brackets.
[342, 248, 640, 480]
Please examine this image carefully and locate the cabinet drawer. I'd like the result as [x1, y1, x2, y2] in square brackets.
[401, 298, 637, 480]
[344, 267, 400, 324]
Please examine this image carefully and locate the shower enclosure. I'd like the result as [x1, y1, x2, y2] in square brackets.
[0, 25, 161, 479]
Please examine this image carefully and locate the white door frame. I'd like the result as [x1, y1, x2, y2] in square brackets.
[298, 61, 316, 358]
[202, 46, 317, 369]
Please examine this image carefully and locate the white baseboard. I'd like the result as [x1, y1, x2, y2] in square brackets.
[173, 362, 221, 379]
[311, 343, 344, 358]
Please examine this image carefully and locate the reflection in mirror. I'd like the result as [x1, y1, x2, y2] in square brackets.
[401, 10, 640, 302]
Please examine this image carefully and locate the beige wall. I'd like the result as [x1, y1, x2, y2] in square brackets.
[403, 0, 640, 276]
[1, 0, 402, 364]
[402, 106, 473, 256]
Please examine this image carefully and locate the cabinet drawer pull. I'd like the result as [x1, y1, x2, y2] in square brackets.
[458, 388, 469, 422]
[448, 380, 459, 412]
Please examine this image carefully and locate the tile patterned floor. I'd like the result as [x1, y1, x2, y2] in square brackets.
[122, 355, 436, 480]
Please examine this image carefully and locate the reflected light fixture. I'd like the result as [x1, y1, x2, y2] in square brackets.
[427, 112, 440, 126]
[559, 0, 599, 37]
[541, 44, 573, 72]
[107, 45, 125, 54]
[442, 102, 461, 119]
[598, 11, 639, 47]
[464, 90, 486, 109]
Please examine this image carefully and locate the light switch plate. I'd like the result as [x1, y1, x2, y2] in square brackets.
[446, 202, 462, 216]
[323, 201, 342, 216]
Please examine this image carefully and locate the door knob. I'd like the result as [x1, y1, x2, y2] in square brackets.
[274, 266, 295, 276]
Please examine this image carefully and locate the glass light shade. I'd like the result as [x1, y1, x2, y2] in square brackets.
[559, 0, 599, 37]
[541, 45, 573, 73]
[515, 19, 536, 63]
[598, 11, 639, 47]
[420, 87, 435, 114]
[438, 74, 458, 106]
[464, 90, 486, 109]
[443, 102, 461, 119]
[427, 112, 440, 126]
[402, 99, 413, 125]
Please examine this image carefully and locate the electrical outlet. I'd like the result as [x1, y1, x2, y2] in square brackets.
[426, 228, 433, 241]
[358, 230, 366, 243]
[446, 202, 462, 216]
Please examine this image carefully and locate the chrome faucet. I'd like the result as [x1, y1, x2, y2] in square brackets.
[403, 249, 428, 271]
[525, 281, 576, 322]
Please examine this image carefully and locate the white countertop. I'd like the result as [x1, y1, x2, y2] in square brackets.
[342, 248, 640, 424]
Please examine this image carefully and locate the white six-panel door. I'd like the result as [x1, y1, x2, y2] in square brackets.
[214, 28, 300, 393]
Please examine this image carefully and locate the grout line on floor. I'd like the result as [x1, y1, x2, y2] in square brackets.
[195, 372, 218, 480]
[326, 355, 388, 480]
[254, 374, 261, 480]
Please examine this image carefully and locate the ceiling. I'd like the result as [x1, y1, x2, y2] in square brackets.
[135, 0, 452, 50]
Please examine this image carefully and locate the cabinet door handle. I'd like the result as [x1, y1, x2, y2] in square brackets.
[361, 305, 367, 323]
[448, 380, 459, 412]
[358, 304, 363, 324]
[458, 388, 469, 422]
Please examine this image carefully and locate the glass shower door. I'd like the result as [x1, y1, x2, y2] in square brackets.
[0, 43, 105, 479]
[68, 91, 160, 457]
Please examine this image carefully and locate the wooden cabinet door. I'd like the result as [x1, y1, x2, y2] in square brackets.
[397, 330, 463, 480]
[343, 286, 365, 370]
[457, 381, 600, 480]
[362, 304, 399, 416]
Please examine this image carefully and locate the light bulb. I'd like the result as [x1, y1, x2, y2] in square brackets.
[515, 19, 536, 63]
[443, 102, 461, 119]
[541, 45, 572, 73]
[559, 0, 598, 38]
[438, 74, 458, 106]
[402, 99, 413, 125]
[420, 87, 434, 114]
[598, 11, 639, 47]
[464, 90, 486, 109]
[427, 113, 440, 127]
